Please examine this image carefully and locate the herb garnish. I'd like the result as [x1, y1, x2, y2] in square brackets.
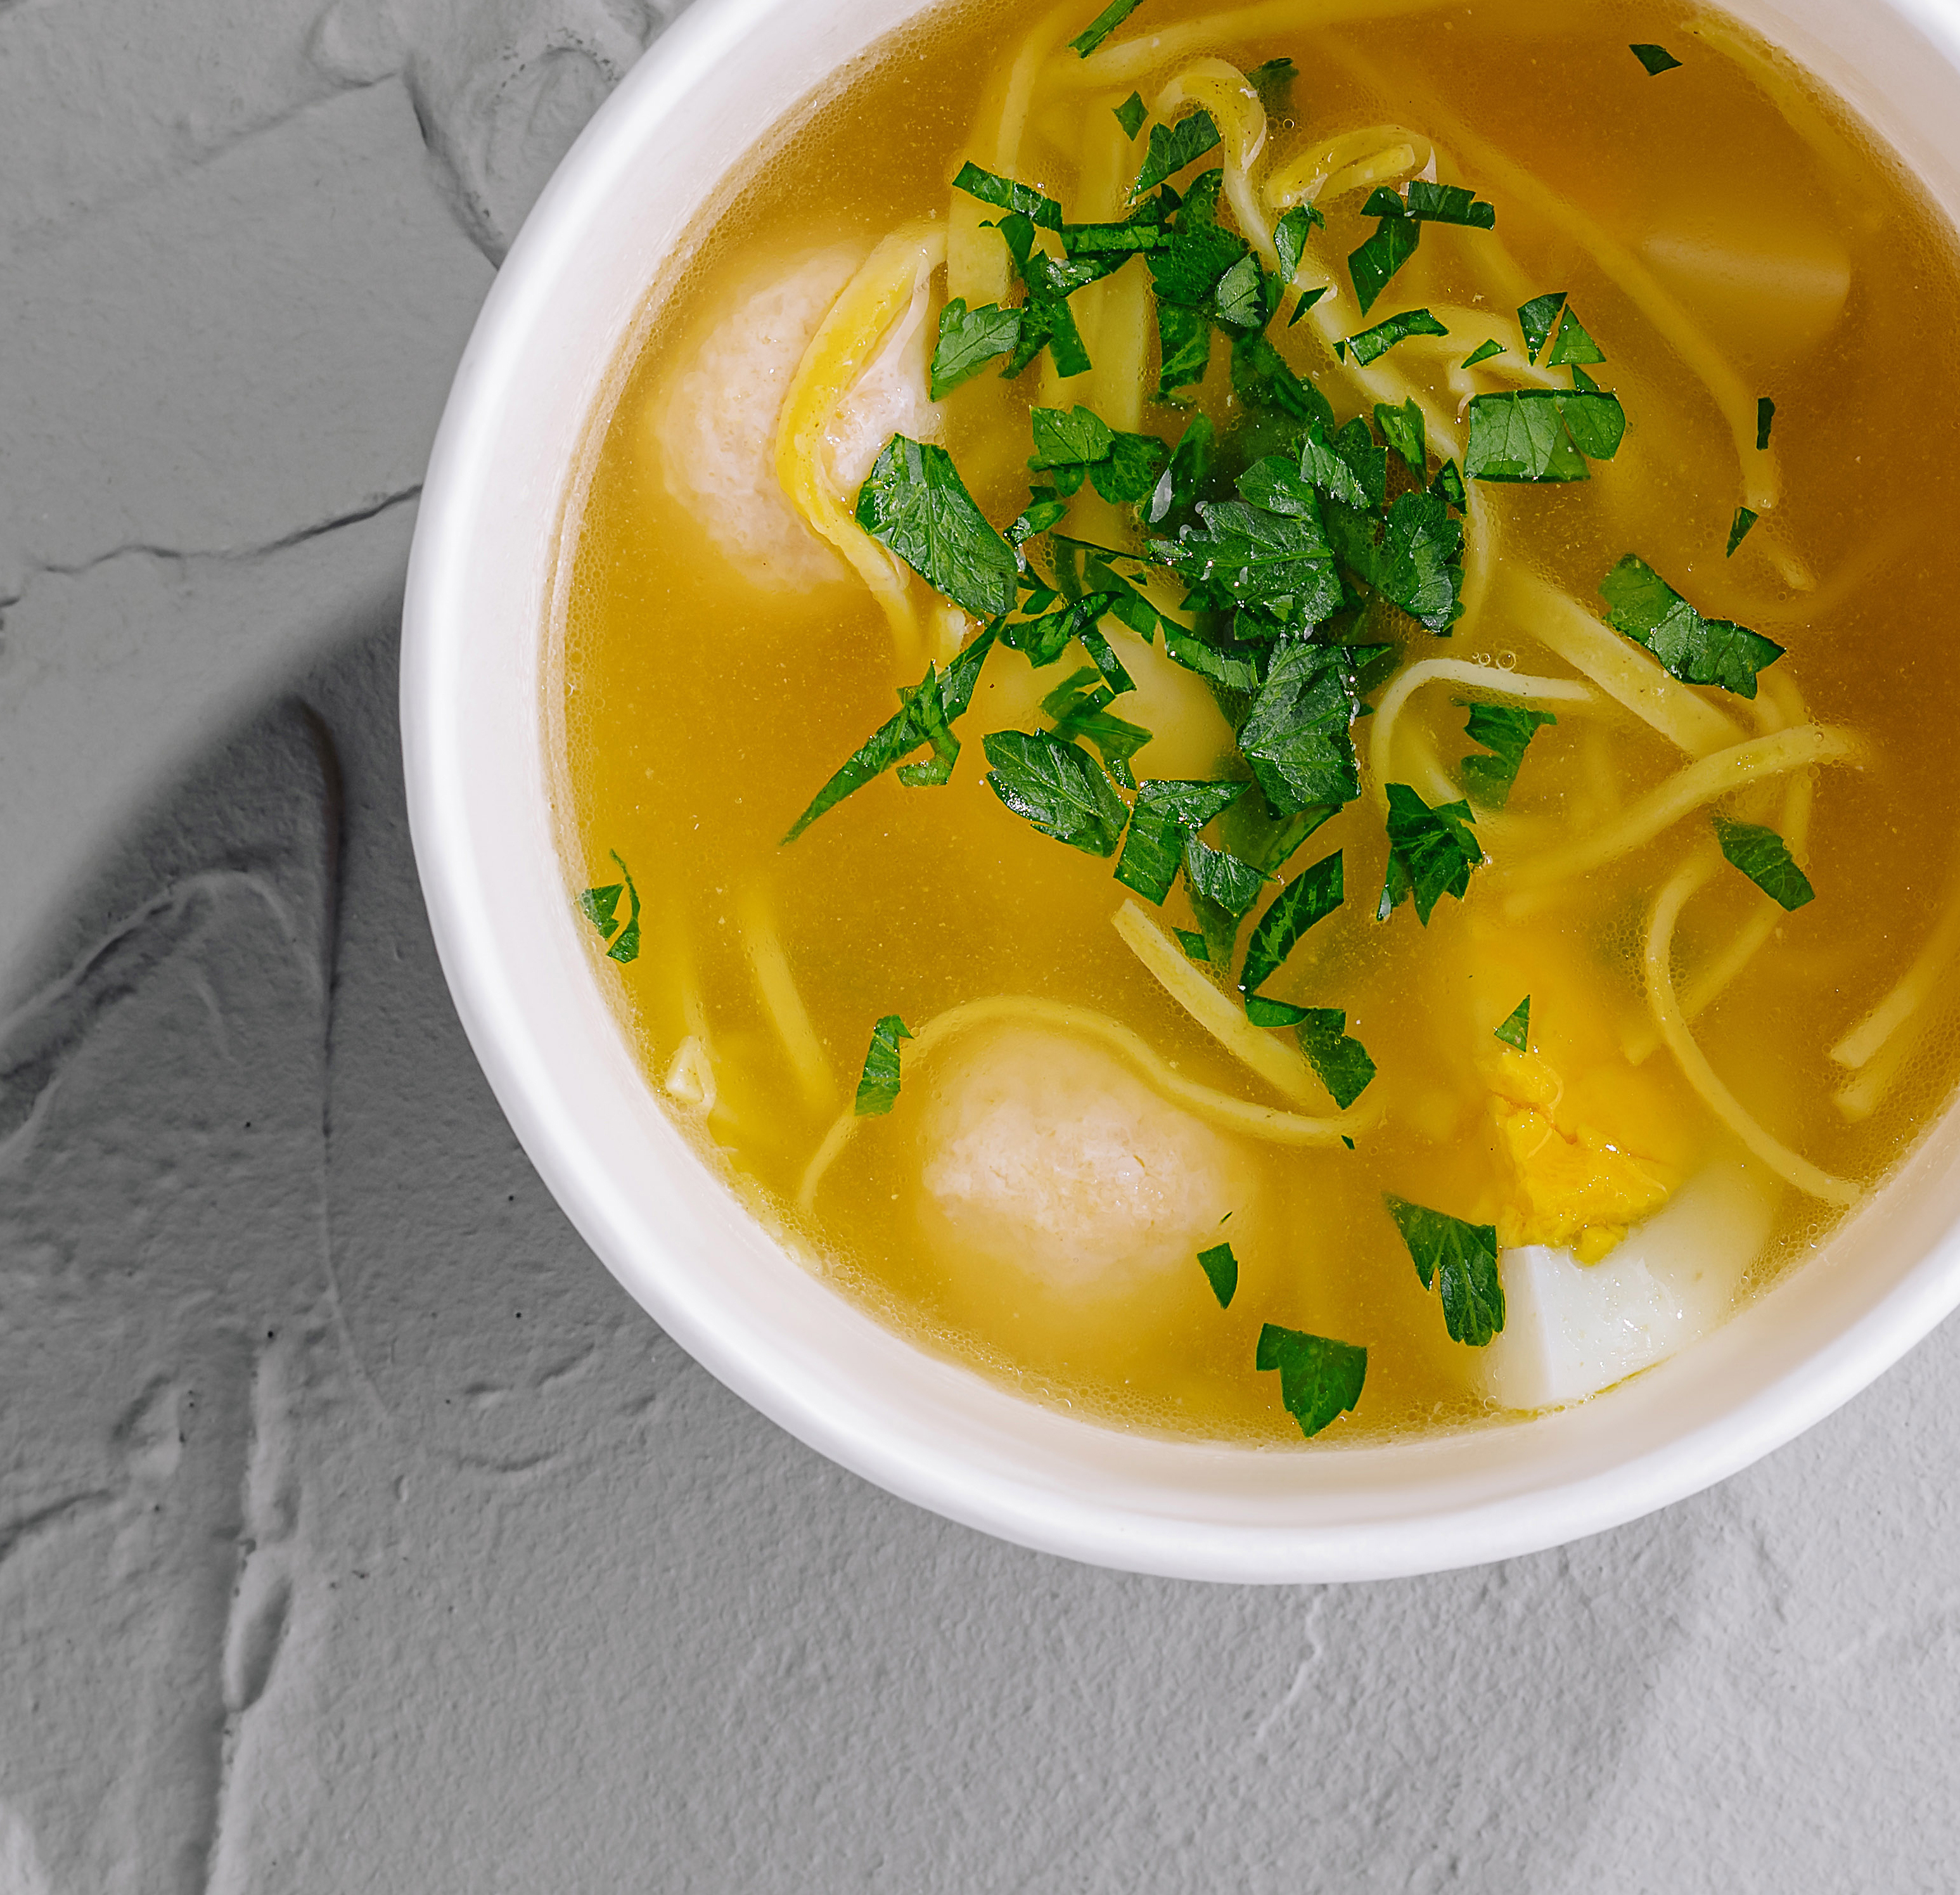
[1494, 995, 1530, 1051]
[1599, 555, 1784, 697]
[1296, 1008, 1376, 1107]
[1463, 338, 1506, 367]
[1757, 397, 1777, 449]
[1383, 1197, 1505, 1346]
[1379, 783, 1482, 924]
[1630, 42, 1684, 75]
[930, 299, 1023, 398]
[577, 851, 641, 963]
[1240, 849, 1344, 995]
[982, 728, 1131, 855]
[1256, 1325, 1368, 1437]
[1030, 403, 1169, 503]
[1727, 507, 1758, 556]
[1247, 56, 1297, 117]
[1070, 0, 1145, 57]
[1342, 307, 1449, 366]
[1347, 181, 1495, 315]
[1272, 203, 1324, 286]
[1458, 700, 1556, 809]
[1197, 1240, 1239, 1307]
[855, 1015, 913, 1116]
[953, 160, 1063, 230]
[1713, 814, 1816, 910]
[1135, 110, 1222, 196]
[1236, 641, 1362, 813]
[1465, 387, 1626, 482]
[857, 436, 1018, 617]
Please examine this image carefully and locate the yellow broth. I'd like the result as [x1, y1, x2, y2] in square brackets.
[556, 0, 1960, 1441]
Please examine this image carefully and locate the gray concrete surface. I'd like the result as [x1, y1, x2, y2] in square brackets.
[3, 3, 1959, 1889]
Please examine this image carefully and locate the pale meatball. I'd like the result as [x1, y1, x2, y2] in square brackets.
[655, 247, 938, 593]
[1480, 1159, 1778, 1411]
[915, 1025, 1256, 1294]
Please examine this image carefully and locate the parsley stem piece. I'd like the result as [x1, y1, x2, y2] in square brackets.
[1383, 1197, 1504, 1346]
[1196, 1242, 1238, 1307]
[1256, 1325, 1368, 1437]
[854, 1015, 913, 1116]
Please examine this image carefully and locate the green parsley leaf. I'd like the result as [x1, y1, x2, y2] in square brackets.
[1288, 284, 1327, 328]
[1030, 403, 1115, 475]
[1757, 396, 1776, 449]
[1008, 497, 1070, 546]
[1135, 109, 1222, 195]
[1231, 330, 1335, 429]
[1344, 307, 1449, 366]
[953, 160, 1063, 230]
[1630, 42, 1683, 75]
[1493, 995, 1530, 1051]
[578, 851, 641, 963]
[1240, 849, 1343, 994]
[931, 299, 1023, 399]
[996, 214, 1096, 378]
[1196, 1240, 1239, 1307]
[982, 728, 1131, 854]
[1219, 786, 1338, 877]
[1379, 782, 1481, 924]
[1348, 212, 1421, 317]
[1273, 203, 1324, 285]
[1246, 56, 1297, 117]
[1155, 301, 1213, 397]
[1153, 487, 1342, 626]
[1326, 490, 1464, 633]
[1517, 292, 1568, 364]
[1374, 397, 1426, 475]
[857, 436, 1018, 617]
[1297, 1008, 1376, 1107]
[1464, 389, 1625, 482]
[1727, 507, 1759, 556]
[1255, 1324, 1368, 1437]
[1546, 303, 1606, 366]
[1462, 337, 1506, 367]
[1114, 777, 1248, 903]
[1245, 994, 1309, 1028]
[1430, 458, 1468, 509]
[1713, 813, 1816, 910]
[1184, 836, 1268, 916]
[1383, 1196, 1504, 1346]
[1071, 0, 1145, 56]
[1114, 89, 1147, 138]
[1403, 180, 1497, 228]
[1211, 252, 1269, 328]
[1296, 423, 1376, 511]
[855, 1015, 913, 1116]
[1458, 700, 1556, 809]
[1238, 641, 1361, 814]
[1044, 674, 1153, 788]
[1175, 927, 1210, 962]
[1599, 555, 1784, 698]
[1145, 414, 1214, 527]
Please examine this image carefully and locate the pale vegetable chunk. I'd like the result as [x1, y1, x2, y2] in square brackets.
[916, 1025, 1255, 1293]
[1481, 1161, 1777, 1411]
[655, 247, 939, 592]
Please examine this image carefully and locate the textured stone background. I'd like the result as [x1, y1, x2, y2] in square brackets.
[3, 2, 1959, 1889]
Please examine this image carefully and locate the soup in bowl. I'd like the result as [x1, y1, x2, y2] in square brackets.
[404, 0, 1960, 1579]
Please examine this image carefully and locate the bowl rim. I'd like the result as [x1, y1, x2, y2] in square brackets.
[402, 0, 1960, 1581]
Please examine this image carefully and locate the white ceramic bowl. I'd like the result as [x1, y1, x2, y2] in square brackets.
[402, 0, 1960, 1582]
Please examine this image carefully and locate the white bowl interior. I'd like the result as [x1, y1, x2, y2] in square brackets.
[402, 0, 1960, 1581]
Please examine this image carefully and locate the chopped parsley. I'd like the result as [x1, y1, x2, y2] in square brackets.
[1245, 994, 1309, 1027]
[1029, 402, 1169, 503]
[577, 851, 641, 964]
[1114, 91, 1146, 138]
[1379, 783, 1482, 924]
[1599, 555, 1784, 697]
[1296, 1008, 1376, 1107]
[1727, 507, 1759, 556]
[1713, 814, 1816, 910]
[1464, 387, 1626, 482]
[1134, 110, 1222, 196]
[1544, 302, 1605, 366]
[1342, 307, 1449, 366]
[952, 160, 1063, 231]
[1383, 1197, 1505, 1346]
[1240, 849, 1344, 995]
[1373, 397, 1426, 477]
[995, 212, 1096, 378]
[1462, 338, 1506, 367]
[982, 728, 1131, 855]
[1328, 488, 1464, 633]
[1757, 396, 1777, 449]
[930, 299, 1023, 399]
[1493, 995, 1530, 1051]
[1274, 204, 1323, 287]
[1041, 668, 1151, 788]
[1175, 927, 1210, 962]
[1115, 779, 1248, 902]
[1246, 56, 1297, 117]
[1518, 292, 1567, 363]
[1237, 642, 1362, 814]
[1630, 42, 1684, 75]
[1197, 1240, 1239, 1307]
[854, 1015, 913, 1116]
[1458, 700, 1556, 809]
[1070, 0, 1145, 57]
[1347, 209, 1421, 317]
[1288, 283, 1328, 329]
[856, 436, 1018, 617]
[1256, 1325, 1368, 1437]
[1153, 486, 1342, 629]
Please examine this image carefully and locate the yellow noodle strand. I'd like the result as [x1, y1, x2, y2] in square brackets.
[1153, 60, 1273, 259]
[1645, 854, 1859, 1205]
[795, 994, 1376, 1211]
[739, 888, 834, 1115]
